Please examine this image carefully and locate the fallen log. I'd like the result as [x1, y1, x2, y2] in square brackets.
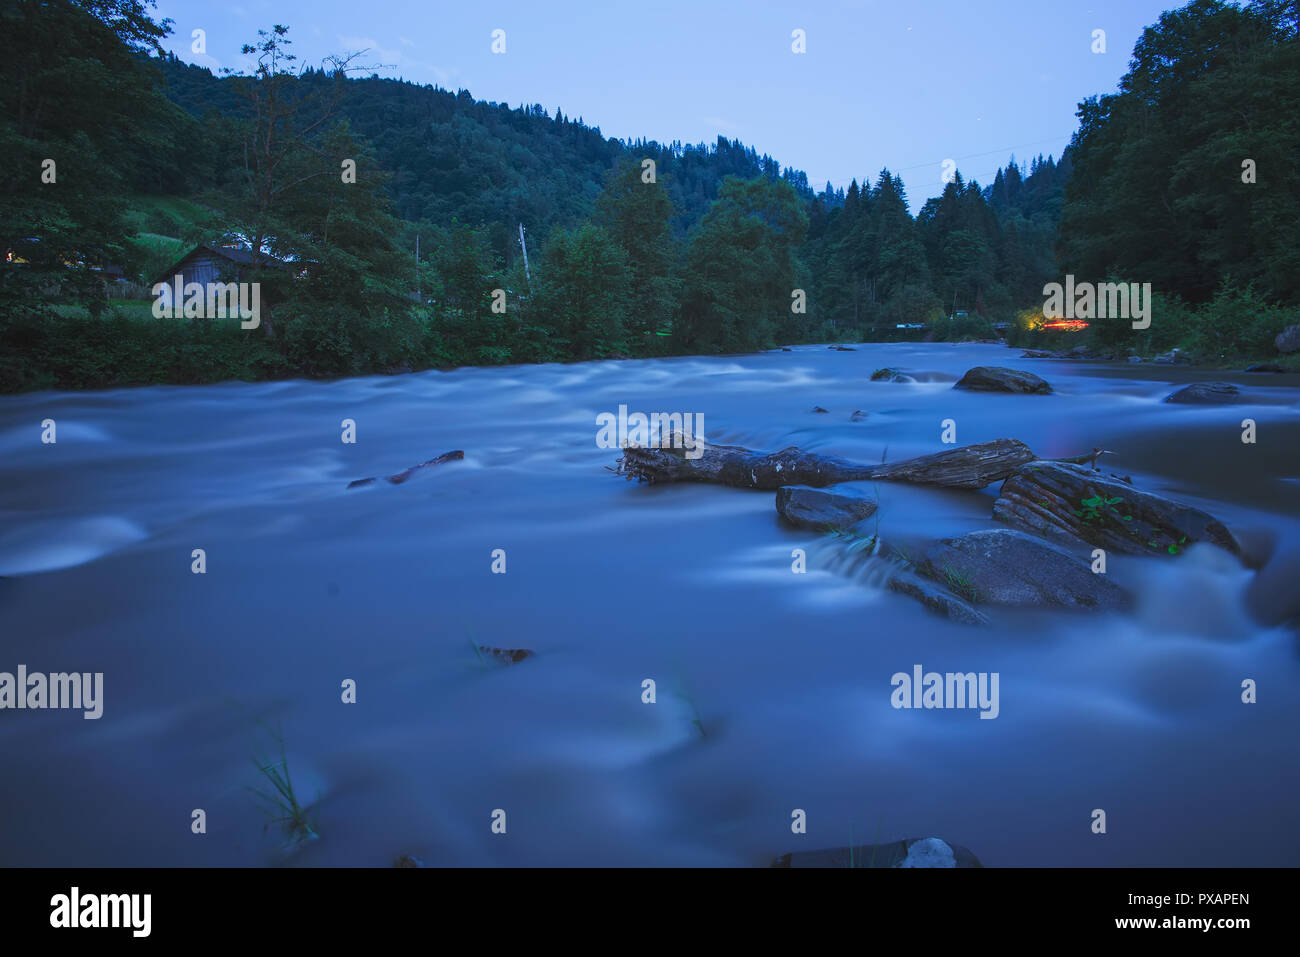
[615, 437, 1037, 490]
[348, 450, 464, 488]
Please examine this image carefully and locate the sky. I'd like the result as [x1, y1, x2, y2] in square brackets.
[154, 0, 1183, 211]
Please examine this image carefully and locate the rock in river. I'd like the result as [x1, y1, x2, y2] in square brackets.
[776, 485, 878, 531]
[993, 462, 1240, 558]
[1164, 381, 1241, 404]
[915, 528, 1130, 610]
[954, 366, 1052, 394]
[886, 570, 991, 625]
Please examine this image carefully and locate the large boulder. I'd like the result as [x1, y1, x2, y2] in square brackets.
[1275, 324, 1300, 354]
[993, 462, 1240, 558]
[915, 528, 1130, 610]
[1164, 381, 1241, 404]
[954, 366, 1052, 394]
[776, 485, 878, 531]
[774, 837, 983, 868]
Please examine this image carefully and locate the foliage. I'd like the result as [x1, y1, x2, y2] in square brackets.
[1060, 0, 1300, 321]
[677, 176, 809, 353]
[5, 1, 1298, 391]
[1074, 495, 1131, 526]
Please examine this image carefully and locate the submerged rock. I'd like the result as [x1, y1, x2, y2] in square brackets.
[478, 646, 534, 664]
[1164, 381, 1241, 404]
[886, 571, 991, 625]
[954, 366, 1052, 394]
[915, 528, 1130, 610]
[1245, 539, 1300, 628]
[871, 367, 907, 382]
[773, 837, 983, 868]
[993, 462, 1240, 558]
[776, 485, 878, 531]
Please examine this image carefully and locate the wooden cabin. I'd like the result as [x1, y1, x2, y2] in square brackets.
[151, 245, 286, 287]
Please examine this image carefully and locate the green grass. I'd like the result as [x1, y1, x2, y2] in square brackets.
[939, 565, 981, 603]
[824, 526, 879, 555]
[123, 194, 214, 239]
[50, 300, 162, 321]
[847, 817, 885, 868]
[248, 725, 319, 849]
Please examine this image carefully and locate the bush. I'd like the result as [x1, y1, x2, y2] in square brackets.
[0, 308, 284, 392]
[1182, 282, 1293, 358]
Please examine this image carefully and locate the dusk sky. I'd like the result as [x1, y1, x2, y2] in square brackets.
[156, 0, 1178, 209]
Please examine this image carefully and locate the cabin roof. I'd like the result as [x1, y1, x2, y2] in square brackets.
[151, 244, 287, 286]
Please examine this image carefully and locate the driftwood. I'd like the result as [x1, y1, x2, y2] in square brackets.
[348, 450, 464, 488]
[615, 437, 1038, 490]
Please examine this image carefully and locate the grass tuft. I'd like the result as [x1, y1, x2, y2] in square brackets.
[940, 564, 981, 603]
[248, 724, 319, 849]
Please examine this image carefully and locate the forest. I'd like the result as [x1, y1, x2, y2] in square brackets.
[1, 0, 1297, 390]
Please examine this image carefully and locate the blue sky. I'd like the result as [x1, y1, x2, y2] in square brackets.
[156, 0, 1182, 210]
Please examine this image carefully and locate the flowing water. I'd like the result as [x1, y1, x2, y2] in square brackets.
[1, 343, 1298, 866]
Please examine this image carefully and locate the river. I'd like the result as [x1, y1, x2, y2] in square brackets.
[1, 342, 1297, 866]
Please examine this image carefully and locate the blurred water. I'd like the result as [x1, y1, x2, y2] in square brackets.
[0, 343, 1297, 866]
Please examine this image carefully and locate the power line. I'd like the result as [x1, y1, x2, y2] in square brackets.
[892, 133, 1076, 173]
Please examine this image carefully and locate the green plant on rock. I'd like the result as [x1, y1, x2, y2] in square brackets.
[1144, 534, 1189, 554]
[940, 565, 981, 603]
[1074, 495, 1131, 526]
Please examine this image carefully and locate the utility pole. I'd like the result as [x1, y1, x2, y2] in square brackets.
[415, 234, 421, 302]
[518, 222, 532, 295]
